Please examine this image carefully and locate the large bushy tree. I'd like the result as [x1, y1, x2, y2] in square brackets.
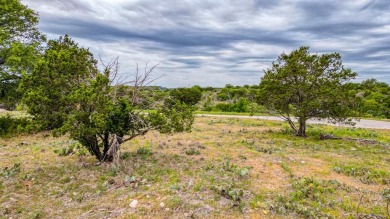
[0, 0, 45, 109]
[21, 35, 195, 162]
[259, 46, 359, 137]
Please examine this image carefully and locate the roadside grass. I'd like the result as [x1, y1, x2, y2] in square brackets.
[1, 117, 389, 218]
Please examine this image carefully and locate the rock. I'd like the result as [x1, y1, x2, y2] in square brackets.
[301, 160, 305, 164]
[165, 208, 170, 211]
[129, 200, 138, 208]
[159, 202, 165, 208]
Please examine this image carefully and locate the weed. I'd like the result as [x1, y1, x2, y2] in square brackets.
[213, 184, 244, 207]
[222, 159, 251, 177]
[120, 151, 132, 160]
[135, 147, 152, 157]
[1, 163, 21, 178]
[185, 148, 200, 155]
[280, 162, 294, 177]
[249, 194, 265, 209]
[256, 146, 273, 154]
[53, 140, 87, 156]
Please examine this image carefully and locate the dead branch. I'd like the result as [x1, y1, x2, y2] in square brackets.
[319, 134, 380, 145]
[319, 133, 341, 140]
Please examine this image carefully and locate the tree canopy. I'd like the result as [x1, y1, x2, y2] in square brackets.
[0, 0, 45, 109]
[259, 46, 359, 137]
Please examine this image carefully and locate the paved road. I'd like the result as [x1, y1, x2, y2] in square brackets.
[196, 114, 390, 130]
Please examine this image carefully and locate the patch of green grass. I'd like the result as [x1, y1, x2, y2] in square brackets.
[333, 163, 389, 185]
[273, 177, 340, 218]
[280, 162, 294, 177]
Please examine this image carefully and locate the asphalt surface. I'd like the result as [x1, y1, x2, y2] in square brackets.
[197, 114, 390, 130]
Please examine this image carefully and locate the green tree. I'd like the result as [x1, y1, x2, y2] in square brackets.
[259, 46, 358, 137]
[169, 86, 202, 106]
[21, 35, 195, 162]
[0, 0, 45, 109]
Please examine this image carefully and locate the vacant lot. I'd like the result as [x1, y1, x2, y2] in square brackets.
[1, 117, 389, 218]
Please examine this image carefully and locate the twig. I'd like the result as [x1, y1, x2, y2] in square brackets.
[356, 192, 365, 218]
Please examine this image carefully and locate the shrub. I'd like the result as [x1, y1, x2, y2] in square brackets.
[0, 114, 38, 137]
[185, 148, 200, 155]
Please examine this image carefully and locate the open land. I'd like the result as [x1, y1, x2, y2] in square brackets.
[1, 117, 389, 218]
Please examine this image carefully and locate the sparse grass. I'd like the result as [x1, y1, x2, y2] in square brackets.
[0, 117, 389, 218]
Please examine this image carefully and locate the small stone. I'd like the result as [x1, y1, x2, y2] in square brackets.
[159, 202, 165, 208]
[146, 195, 150, 198]
[301, 160, 305, 164]
[129, 200, 138, 208]
[165, 208, 170, 211]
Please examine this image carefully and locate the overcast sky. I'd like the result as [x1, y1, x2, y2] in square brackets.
[24, 0, 390, 87]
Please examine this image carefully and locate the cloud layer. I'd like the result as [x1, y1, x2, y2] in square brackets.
[24, 0, 390, 87]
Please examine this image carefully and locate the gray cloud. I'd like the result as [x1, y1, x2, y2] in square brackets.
[24, 0, 390, 87]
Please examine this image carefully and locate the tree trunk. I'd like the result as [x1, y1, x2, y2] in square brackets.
[286, 117, 298, 134]
[102, 132, 113, 162]
[80, 136, 103, 161]
[296, 118, 306, 137]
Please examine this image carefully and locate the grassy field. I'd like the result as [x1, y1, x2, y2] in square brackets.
[1, 117, 389, 218]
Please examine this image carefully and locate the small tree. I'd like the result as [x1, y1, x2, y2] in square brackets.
[259, 46, 359, 137]
[22, 35, 196, 162]
[0, 0, 45, 109]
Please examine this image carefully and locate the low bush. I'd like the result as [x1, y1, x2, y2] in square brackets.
[0, 114, 39, 137]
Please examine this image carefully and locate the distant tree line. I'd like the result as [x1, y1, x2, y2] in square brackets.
[190, 79, 389, 119]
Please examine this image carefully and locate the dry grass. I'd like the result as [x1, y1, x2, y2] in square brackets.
[1, 117, 389, 218]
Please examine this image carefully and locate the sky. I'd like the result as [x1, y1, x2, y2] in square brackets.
[23, 0, 390, 87]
